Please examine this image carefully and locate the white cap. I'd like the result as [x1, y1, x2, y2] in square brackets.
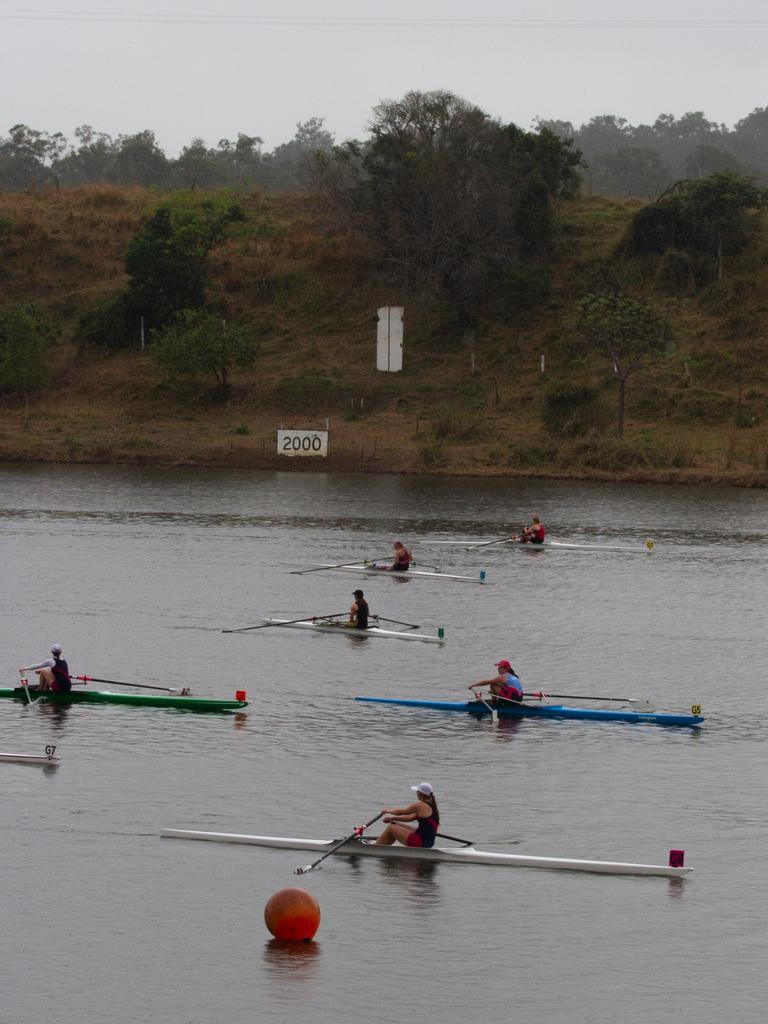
[51, 643, 62, 653]
[410, 782, 433, 796]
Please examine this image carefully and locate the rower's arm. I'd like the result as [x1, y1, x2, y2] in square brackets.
[469, 677, 500, 689]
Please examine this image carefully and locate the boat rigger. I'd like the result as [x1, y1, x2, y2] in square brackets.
[160, 829, 691, 878]
[0, 687, 248, 712]
[258, 617, 446, 643]
[354, 696, 704, 728]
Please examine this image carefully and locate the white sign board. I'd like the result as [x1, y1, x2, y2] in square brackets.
[377, 306, 404, 372]
[277, 429, 329, 457]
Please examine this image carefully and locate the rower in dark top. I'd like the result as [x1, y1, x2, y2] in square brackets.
[374, 782, 440, 848]
[387, 540, 413, 572]
[348, 589, 369, 630]
[19, 643, 72, 693]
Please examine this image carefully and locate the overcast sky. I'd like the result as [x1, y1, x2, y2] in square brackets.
[4, 0, 767, 152]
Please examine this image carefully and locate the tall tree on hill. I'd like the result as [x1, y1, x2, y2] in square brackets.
[570, 293, 667, 437]
[0, 304, 57, 421]
[124, 192, 246, 333]
[317, 90, 581, 327]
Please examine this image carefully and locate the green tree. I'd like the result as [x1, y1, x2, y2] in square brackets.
[151, 310, 257, 393]
[570, 293, 667, 436]
[318, 90, 581, 326]
[0, 304, 56, 420]
[126, 193, 246, 327]
[621, 172, 765, 281]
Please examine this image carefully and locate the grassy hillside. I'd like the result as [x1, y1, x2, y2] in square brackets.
[1, 185, 767, 485]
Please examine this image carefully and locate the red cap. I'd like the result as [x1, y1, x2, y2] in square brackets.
[495, 660, 512, 671]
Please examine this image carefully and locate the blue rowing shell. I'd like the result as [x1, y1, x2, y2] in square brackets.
[354, 696, 704, 728]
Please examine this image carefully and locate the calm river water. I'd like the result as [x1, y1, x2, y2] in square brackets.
[1, 465, 766, 1024]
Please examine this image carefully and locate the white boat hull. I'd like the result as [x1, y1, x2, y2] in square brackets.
[160, 829, 690, 878]
[312, 564, 486, 583]
[0, 752, 60, 766]
[431, 539, 653, 554]
[260, 618, 445, 643]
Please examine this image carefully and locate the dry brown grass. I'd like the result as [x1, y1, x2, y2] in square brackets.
[0, 186, 767, 485]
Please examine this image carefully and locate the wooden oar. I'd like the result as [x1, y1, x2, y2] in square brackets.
[372, 615, 421, 629]
[222, 613, 346, 634]
[294, 812, 384, 875]
[76, 675, 190, 695]
[289, 558, 390, 576]
[525, 690, 641, 703]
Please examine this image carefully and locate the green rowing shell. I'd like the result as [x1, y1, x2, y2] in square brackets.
[0, 687, 248, 712]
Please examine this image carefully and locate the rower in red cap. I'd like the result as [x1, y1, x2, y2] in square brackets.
[469, 660, 524, 703]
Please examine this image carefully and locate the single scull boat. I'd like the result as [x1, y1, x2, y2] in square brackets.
[258, 617, 446, 644]
[309, 563, 487, 583]
[160, 829, 691, 878]
[354, 696, 703, 728]
[0, 687, 248, 712]
[432, 538, 654, 554]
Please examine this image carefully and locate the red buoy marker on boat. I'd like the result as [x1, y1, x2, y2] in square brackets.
[264, 888, 321, 941]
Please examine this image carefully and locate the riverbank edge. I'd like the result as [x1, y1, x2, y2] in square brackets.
[2, 443, 766, 488]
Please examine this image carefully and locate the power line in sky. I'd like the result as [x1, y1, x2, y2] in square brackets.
[2, 11, 768, 29]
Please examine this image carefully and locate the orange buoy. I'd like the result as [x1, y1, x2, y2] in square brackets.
[264, 887, 321, 941]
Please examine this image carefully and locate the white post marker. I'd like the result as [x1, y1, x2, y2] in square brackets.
[376, 307, 404, 372]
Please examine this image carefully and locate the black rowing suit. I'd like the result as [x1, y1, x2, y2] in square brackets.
[354, 598, 369, 629]
[51, 656, 72, 694]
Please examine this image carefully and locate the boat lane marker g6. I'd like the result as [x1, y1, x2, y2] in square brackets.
[159, 830, 692, 878]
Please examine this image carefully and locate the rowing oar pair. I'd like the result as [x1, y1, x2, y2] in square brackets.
[289, 558, 443, 575]
[471, 688, 649, 725]
[294, 813, 475, 874]
[222, 613, 421, 633]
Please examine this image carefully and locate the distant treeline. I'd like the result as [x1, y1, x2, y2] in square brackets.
[2, 105, 768, 198]
[0, 118, 336, 192]
[537, 108, 768, 198]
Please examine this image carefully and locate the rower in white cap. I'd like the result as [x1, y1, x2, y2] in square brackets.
[374, 782, 440, 848]
[19, 644, 72, 693]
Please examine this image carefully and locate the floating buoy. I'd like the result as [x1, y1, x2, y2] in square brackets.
[264, 887, 320, 941]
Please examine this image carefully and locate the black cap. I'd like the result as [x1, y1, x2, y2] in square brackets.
[353, 589, 364, 597]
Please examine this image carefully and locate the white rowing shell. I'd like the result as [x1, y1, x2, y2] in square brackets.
[0, 752, 60, 766]
[430, 539, 653, 554]
[312, 564, 486, 583]
[260, 618, 446, 644]
[160, 829, 690, 878]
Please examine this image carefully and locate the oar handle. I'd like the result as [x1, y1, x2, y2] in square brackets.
[294, 811, 384, 875]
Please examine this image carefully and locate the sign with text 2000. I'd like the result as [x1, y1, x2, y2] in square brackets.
[276, 429, 329, 457]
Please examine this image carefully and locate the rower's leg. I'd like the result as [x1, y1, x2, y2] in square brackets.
[374, 824, 414, 846]
[36, 668, 54, 692]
